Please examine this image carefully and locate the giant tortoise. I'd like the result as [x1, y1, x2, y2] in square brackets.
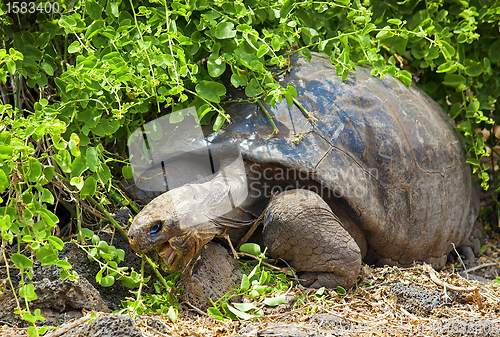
[127, 53, 478, 289]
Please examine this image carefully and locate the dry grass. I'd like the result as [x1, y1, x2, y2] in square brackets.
[2, 245, 499, 337]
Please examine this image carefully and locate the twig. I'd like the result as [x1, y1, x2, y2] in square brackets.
[452, 243, 468, 279]
[292, 96, 318, 121]
[464, 262, 499, 274]
[361, 281, 390, 290]
[88, 196, 128, 240]
[225, 233, 239, 260]
[237, 191, 278, 250]
[183, 301, 209, 316]
[237, 214, 263, 250]
[45, 314, 92, 337]
[424, 264, 476, 292]
[424, 263, 484, 308]
[238, 252, 293, 276]
[255, 100, 279, 137]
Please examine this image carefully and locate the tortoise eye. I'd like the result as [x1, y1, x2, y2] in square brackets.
[149, 221, 163, 235]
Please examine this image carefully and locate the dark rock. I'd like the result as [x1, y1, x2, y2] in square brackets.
[390, 281, 456, 316]
[472, 238, 481, 256]
[0, 265, 108, 328]
[145, 316, 168, 334]
[113, 206, 133, 225]
[446, 252, 456, 264]
[264, 296, 296, 315]
[60, 314, 143, 337]
[460, 246, 475, 261]
[434, 317, 500, 336]
[179, 242, 242, 311]
[308, 314, 351, 330]
[57, 233, 156, 311]
[236, 323, 310, 337]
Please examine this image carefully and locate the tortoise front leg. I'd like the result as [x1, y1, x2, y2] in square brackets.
[262, 189, 361, 289]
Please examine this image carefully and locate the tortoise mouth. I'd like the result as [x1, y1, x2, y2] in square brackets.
[157, 242, 177, 270]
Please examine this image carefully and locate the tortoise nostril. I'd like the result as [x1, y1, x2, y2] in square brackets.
[149, 221, 163, 235]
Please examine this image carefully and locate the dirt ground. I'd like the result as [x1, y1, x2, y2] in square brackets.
[1, 245, 499, 337]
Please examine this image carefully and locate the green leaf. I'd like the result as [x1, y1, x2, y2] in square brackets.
[280, 0, 293, 19]
[257, 44, 269, 58]
[213, 113, 226, 131]
[97, 163, 112, 184]
[230, 73, 248, 88]
[92, 118, 120, 137]
[208, 307, 224, 320]
[41, 62, 54, 76]
[71, 155, 88, 177]
[449, 102, 462, 120]
[121, 275, 141, 289]
[86, 0, 103, 21]
[69, 133, 81, 157]
[240, 274, 250, 292]
[11, 253, 33, 271]
[7, 60, 16, 75]
[56, 260, 72, 269]
[0, 145, 13, 156]
[239, 243, 262, 256]
[336, 286, 346, 296]
[207, 52, 226, 77]
[440, 41, 455, 59]
[442, 74, 466, 87]
[466, 158, 480, 166]
[375, 27, 392, 40]
[233, 302, 257, 312]
[465, 63, 483, 77]
[263, 295, 286, 306]
[54, 149, 72, 173]
[245, 78, 263, 97]
[28, 158, 42, 183]
[43, 166, 55, 182]
[23, 314, 36, 324]
[226, 304, 253, 320]
[167, 306, 178, 323]
[215, 22, 236, 39]
[361, 23, 376, 35]
[37, 209, 59, 227]
[87, 147, 99, 172]
[122, 165, 134, 179]
[19, 284, 37, 301]
[0, 169, 10, 194]
[80, 176, 97, 199]
[315, 287, 326, 297]
[234, 48, 262, 70]
[488, 41, 500, 63]
[59, 15, 77, 29]
[70, 176, 84, 190]
[68, 41, 81, 54]
[195, 80, 226, 103]
[387, 19, 401, 25]
[272, 37, 280, 51]
[436, 62, 454, 73]
[48, 236, 64, 251]
[99, 275, 115, 287]
[41, 188, 54, 204]
[466, 99, 480, 114]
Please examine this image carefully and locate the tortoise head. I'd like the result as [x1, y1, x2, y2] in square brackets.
[128, 187, 217, 273]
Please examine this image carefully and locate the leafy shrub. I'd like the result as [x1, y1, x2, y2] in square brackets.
[0, 0, 499, 333]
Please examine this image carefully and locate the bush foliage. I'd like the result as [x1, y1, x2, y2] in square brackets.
[1, 0, 499, 333]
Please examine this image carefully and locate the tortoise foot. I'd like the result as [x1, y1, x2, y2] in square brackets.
[262, 189, 361, 289]
[299, 271, 356, 289]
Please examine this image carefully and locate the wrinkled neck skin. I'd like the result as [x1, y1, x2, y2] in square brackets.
[128, 154, 248, 273]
